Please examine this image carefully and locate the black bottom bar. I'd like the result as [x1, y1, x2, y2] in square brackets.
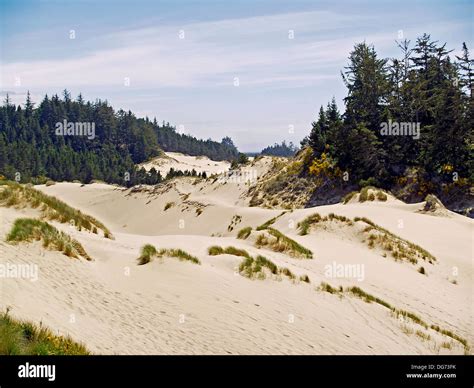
[0, 355, 472, 387]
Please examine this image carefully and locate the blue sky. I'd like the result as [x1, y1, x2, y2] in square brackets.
[0, 0, 472, 151]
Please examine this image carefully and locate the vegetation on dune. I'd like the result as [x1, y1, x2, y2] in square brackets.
[296, 212, 435, 267]
[208, 245, 250, 258]
[239, 255, 279, 279]
[6, 218, 91, 260]
[0, 180, 112, 238]
[265, 228, 313, 259]
[318, 283, 469, 352]
[237, 226, 252, 240]
[137, 244, 158, 265]
[0, 310, 89, 355]
[208, 245, 309, 283]
[354, 216, 436, 264]
[256, 211, 287, 231]
[164, 202, 174, 211]
[137, 244, 200, 265]
[297, 212, 352, 235]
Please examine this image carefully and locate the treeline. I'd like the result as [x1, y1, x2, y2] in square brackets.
[260, 141, 298, 157]
[0, 91, 238, 186]
[302, 35, 473, 198]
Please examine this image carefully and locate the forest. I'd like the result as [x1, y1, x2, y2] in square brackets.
[300, 35, 472, 208]
[0, 92, 238, 186]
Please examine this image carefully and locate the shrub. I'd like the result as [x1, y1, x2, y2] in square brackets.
[164, 202, 174, 211]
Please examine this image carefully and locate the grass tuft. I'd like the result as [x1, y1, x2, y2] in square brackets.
[0, 310, 89, 355]
[6, 218, 91, 260]
[237, 226, 252, 240]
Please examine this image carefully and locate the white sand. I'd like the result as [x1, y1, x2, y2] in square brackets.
[139, 152, 230, 177]
[0, 166, 472, 354]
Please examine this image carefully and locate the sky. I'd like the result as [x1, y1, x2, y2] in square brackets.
[0, 0, 472, 152]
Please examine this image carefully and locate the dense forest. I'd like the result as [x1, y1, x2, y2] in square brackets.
[260, 141, 298, 157]
[0, 92, 238, 186]
[300, 35, 472, 208]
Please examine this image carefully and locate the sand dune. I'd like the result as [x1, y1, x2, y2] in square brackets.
[140, 152, 231, 176]
[1, 163, 472, 355]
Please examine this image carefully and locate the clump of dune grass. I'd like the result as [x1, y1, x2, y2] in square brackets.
[208, 245, 250, 258]
[158, 248, 200, 265]
[354, 216, 436, 264]
[430, 325, 469, 349]
[208, 245, 224, 256]
[239, 255, 279, 279]
[342, 191, 357, 204]
[376, 191, 388, 201]
[164, 202, 174, 211]
[137, 244, 158, 265]
[0, 309, 89, 355]
[256, 211, 287, 231]
[280, 267, 295, 279]
[415, 330, 431, 341]
[237, 226, 252, 240]
[299, 274, 310, 283]
[0, 180, 112, 238]
[297, 213, 353, 236]
[358, 186, 370, 202]
[319, 282, 340, 294]
[347, 286, 393, 310]
[6, 218, 91, 260]
[195, 208, 203, 216]
[138, 245, 200, 265]
[317, 281, 470, 352]
[260, 227, 312, 259]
